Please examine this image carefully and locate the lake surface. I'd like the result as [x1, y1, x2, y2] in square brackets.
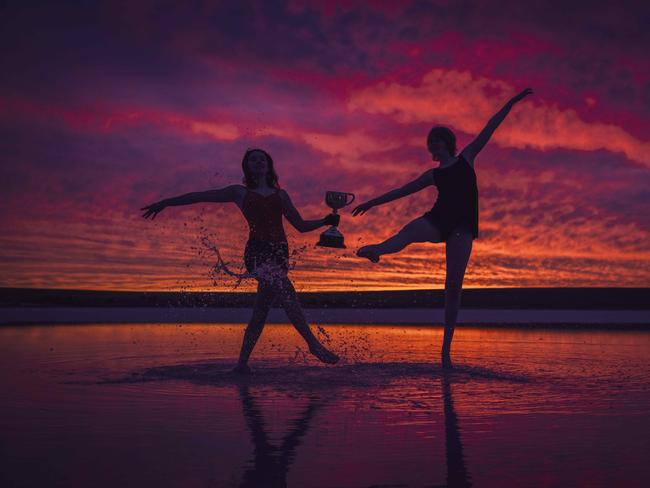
[1, 324, 649, 487]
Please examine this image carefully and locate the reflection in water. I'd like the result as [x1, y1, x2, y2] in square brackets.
[3, 325, 649, 487]
[442, 373, 472, 488]
[238, 384, 325, 488]
[235, 374, 471, 488]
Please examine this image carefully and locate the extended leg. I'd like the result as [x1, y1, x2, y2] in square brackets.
[441, 229, 473, 368]
[357, 217, 441, 262]
[277, 276, 339, 364]
[235, 280, 276, 372]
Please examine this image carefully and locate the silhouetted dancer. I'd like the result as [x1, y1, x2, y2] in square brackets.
[440, 373, 472, 488]
[142, 148, 340, 372]
[353, 89, 533, 367]
[237, 384, 325, 487]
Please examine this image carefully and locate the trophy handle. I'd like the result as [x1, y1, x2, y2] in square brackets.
[345, 193, 355, 205]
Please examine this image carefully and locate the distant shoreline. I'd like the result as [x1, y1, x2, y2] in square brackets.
[1, 287, 649, 310]
[2, 287, 649, 326]
[2, 307, 650, 327]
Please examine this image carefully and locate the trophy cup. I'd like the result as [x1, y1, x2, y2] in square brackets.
[317, 191, 355, 248]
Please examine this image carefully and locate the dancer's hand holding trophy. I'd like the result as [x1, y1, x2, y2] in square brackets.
[317, 191, 355, 248]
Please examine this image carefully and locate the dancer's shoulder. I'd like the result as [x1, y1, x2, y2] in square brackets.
[458, 150, 475, 169]
[224, 184, 247, 199]
[421, 168, 436, 183]
[222, 185, 247, 207]
[277, 189, 293, 206]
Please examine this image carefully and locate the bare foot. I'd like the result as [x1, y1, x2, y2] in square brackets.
[309, 344, 340, 365]
[357, 245, 380, 263]
[232, 364, 252, 375]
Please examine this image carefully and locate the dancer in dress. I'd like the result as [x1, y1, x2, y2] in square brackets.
[353, 89, 533, 367]
[142, 148, 340, 373]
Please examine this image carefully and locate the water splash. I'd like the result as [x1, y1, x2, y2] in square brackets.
[201, 235, 254, 288]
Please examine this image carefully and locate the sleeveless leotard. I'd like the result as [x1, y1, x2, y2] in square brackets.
[422, 154, 479, 241]
[240, 190, 289, 273]
[241, 190, 287, 242]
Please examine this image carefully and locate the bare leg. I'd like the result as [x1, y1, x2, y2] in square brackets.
[277, 276, 339, 364]
[441, 229, 473, 368]
[357, 217, 442, 262]
[235, 280, 276, 372]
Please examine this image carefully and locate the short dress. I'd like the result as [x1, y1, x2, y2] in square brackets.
[241, 190, 289, 274]
[422, 154, 479, 241]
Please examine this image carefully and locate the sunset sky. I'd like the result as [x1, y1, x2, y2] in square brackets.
[1, 0, 649, 291]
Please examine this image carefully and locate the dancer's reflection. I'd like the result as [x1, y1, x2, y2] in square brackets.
[440, 372, 472, 488]
[237, 384, 325, 488]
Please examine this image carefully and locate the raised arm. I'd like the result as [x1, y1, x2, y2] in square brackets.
[461, 88, 533, 165]
[279, 190, 338, 233]
[141, 184, 244, 219]
[352, 170, 434, 216]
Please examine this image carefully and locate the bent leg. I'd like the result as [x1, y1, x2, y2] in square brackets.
[441, 229, 473, 367]
[277, 276, 339, 364]
[358, 217, 442, 262]
[236, 280, 276, 370]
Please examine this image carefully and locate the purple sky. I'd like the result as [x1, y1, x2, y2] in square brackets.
[1, 0, 649, 291]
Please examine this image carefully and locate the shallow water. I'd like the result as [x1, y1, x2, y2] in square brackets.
[1, 324, 649, 487]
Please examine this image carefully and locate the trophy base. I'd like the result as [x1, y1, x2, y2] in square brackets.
[317, 228, 346, 248]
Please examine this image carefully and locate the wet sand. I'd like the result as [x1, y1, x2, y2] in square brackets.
[1, 323, 649, 487]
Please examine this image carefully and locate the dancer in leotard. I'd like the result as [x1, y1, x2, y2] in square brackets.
[353, 89, 533, 367]
[142, 148, 340, 373]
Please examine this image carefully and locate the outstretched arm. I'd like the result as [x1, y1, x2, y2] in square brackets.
[141, 184, 244, 219]
[279, 190, 338, 233]
[352, 170, 433, 216]
[461, 88, 533, 165]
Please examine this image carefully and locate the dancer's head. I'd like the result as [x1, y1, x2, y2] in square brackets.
[427, 126, 456, 161]
[242, 148, 279, 188]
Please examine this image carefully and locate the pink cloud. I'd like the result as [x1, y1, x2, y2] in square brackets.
[348, 69, 650, 166]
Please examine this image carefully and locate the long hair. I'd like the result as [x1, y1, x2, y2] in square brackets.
[241, 148, 280, 189]
[427, 126, 457, 156]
